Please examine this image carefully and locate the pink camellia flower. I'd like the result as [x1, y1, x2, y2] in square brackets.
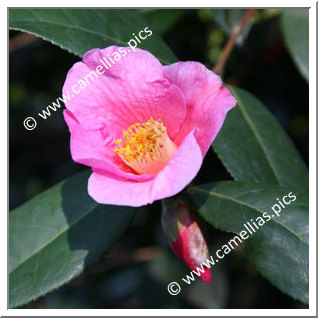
[63, 46, 236, 207]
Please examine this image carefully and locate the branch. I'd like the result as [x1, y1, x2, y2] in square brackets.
[213, 9, 258, 75]
[9, 32, 38, 53]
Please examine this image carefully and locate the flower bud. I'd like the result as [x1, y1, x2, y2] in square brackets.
[161, 199, 212, 283]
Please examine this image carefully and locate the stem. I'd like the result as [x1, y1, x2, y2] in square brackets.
[213, 9, 258, 75]
[9, 32, 38, 53]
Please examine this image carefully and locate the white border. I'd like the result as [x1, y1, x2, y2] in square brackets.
[4, 1, 316, 316]
[3, 0, 316, 8]
[308, 1, 316, 316]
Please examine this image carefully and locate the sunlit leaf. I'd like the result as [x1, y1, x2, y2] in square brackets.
[9, 9, 177, 64]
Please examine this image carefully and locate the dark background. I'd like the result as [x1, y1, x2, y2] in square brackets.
[9, 9, 309, 309]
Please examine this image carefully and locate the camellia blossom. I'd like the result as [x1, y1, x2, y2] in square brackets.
[63, 46, 236, 207]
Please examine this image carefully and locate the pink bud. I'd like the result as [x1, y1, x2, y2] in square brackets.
[161, 200, 212, 283]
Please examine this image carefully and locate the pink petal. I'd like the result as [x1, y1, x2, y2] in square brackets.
[171, 222, 212, 283]
[88, 130, 202, 207]
[64, 110, 153, 182]
[162, 201, 212, 283]
[62, 46, 186, 140]
[163, 62, 236, 156]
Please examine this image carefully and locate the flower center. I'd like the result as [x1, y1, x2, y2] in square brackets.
[114, 118, 177, 175]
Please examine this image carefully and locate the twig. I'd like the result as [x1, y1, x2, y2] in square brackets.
[9, 32, 38, 53]
[213, 9, 258, 75]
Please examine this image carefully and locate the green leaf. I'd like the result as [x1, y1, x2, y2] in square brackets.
[213, 86, 308, 193]
[189, 181, 308, 304]
[9, 9, 177, 64]
[281, 9, 309, 81]
[9, 170, 136, 308]
[142, 9, 185, 35]
[211, 9, 253, 45]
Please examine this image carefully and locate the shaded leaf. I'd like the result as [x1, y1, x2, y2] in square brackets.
[281, 9, 309, 81]
[189, 181, 308, 304]
[142, 9, 185, 35]
[9, 170, 136, 308]
[213, 86, 308, 194]
[9, 9, 177, 64]
[211, 9, 253, 45]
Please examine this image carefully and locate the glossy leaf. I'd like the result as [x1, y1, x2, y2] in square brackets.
[281, 9, 309, 81]
[9, 9, 177, 64]
[9, 170, 136, 308]
[189, 181, 308, 304]
[213, 86, 308, 193]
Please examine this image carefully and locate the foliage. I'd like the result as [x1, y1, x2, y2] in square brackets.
[9, 170, 136, 308]
[281, 9, 309, 81]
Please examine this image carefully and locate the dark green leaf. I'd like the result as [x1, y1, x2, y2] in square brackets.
[213, 86, 308, 193]
[9, 9, 177, 64]
[189, 181, 308, 304]
[9, 170, 136, 308]
[281, 9, 309, 81]
[211, 9, 253, 45]
[142, 9, 185, 35]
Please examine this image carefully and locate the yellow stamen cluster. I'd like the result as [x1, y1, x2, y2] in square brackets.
[114, 118, 177, 175]
[114, 117, 166, 162]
